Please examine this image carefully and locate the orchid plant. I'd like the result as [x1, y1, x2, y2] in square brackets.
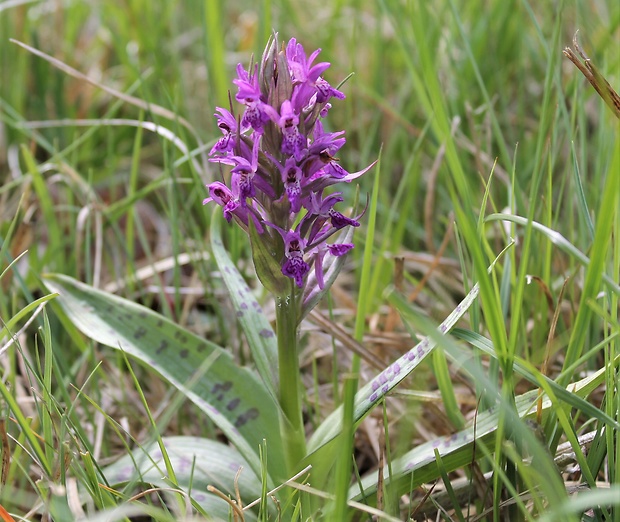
[34, 32, 616, 521]
[203, 34, 374, 473]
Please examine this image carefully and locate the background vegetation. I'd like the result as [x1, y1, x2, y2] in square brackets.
[0, 0, 619, 520]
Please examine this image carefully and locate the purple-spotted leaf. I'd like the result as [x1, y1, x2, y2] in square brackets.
[104, 436, 266, 520]
[341, 283, 619, 501]
[43, 274, 285, 482]
[351, 361, 613, 500]
[307, 282, 481, 454]
[308, 246, 516, 454]
[210, 212, 280, 396]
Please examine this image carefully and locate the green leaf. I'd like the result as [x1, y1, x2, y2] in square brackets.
[485, 213, 620, 296]
[104, 436, 265, 520]
[42, 274, 285, 482]
[351, 363, 614, 500]
[0, 292, 57, 341]
[307, 281, 482, 454]
[210, 212, 279, 398]
[244, 213, 290, 297]
[452, 328, 620, 430]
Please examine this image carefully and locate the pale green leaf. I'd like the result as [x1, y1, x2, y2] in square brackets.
[351, 363, 613, 500]
[210, 212, 279, 398]
[42, 274, 285, 482]
[104, 436, 265, 520]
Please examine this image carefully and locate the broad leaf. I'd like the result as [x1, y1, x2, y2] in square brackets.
[43, 274, 285, 482]
[104, 436, 265, 520]
[210, 212, 279, 398]
[351, 362, 613, 500]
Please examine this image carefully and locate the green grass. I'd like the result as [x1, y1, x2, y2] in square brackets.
[1, 0, 619, 520]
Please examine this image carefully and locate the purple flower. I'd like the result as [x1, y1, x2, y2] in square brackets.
[210, 108, 241, 157]
[312, 242, 354, 289]
[315, 77, 346, 103]
[233, 64, 274, 132]
[204, 35, 374, 291]
[278, 157, 304, 213]
[329, 209, 360, 230]
[301, 121, 346, 176]
[306, 160, 377, 193]
[286, 38, 331, 108]
[299, 190, 361, 250]
[286, 39, 330, 84]
[204, 181, 263, 232]
[327, 243, 354, 257]
[230, 136, 260, 203]
[282, 255, 310, 288]
[233, 63, 262, 103]
[274, 100, 306, 161]
[268, 224, 311, 288]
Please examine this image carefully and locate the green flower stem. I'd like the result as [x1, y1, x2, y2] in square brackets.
[275, 288, 307, 474]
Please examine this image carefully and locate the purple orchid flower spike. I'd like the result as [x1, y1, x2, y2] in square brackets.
[204, 34, 376, 479]
[205, 34, 374, 295]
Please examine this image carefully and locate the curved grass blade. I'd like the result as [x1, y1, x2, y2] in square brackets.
[17, 119, 202, 183]
[42, 274, 285, 481]
[0, 292, 56, 343]
[538, 485, 620, 522]
[104, 436, 265, 520]
[10, 38, 207, 173]
[210, 212, 279, 399]
[485, 213, 620, 296]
